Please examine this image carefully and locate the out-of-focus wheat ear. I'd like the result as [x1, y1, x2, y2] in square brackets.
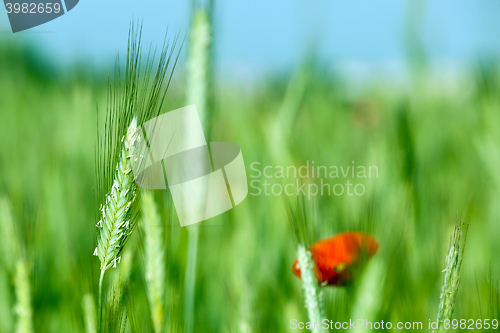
[0, 197, 32, 333]
[186, 9, 211, 127]
[296, 245, 326, 333]
[82, 294, 97, 333]
[14, 260, 33, 333]
[184, 7, 212, 333]
[284, 194, 326, 333]
[434, 218, 469, 333]
[140, 190, 165, 333]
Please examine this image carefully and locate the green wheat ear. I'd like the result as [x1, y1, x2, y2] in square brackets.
[434, 219, 469, 333]
[96, 118, 139, 271]
[94, 23, 180, 333]
[140, 190, 165, 333]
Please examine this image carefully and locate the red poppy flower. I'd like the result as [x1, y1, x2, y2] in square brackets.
[292, 232, 379, 286]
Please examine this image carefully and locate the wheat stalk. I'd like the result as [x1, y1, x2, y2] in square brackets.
[141, 190, 166, 333]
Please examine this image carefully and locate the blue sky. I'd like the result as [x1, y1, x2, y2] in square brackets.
[1, 0, 500, 77]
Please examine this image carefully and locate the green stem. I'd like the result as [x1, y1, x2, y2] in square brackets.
[97, 269, 105, 333]
[184, 226, 199, 333]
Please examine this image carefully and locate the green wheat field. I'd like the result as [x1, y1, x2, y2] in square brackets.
[1, 23, 500, 332]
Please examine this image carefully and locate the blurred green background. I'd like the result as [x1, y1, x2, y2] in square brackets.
[1, 2, 500, 332]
